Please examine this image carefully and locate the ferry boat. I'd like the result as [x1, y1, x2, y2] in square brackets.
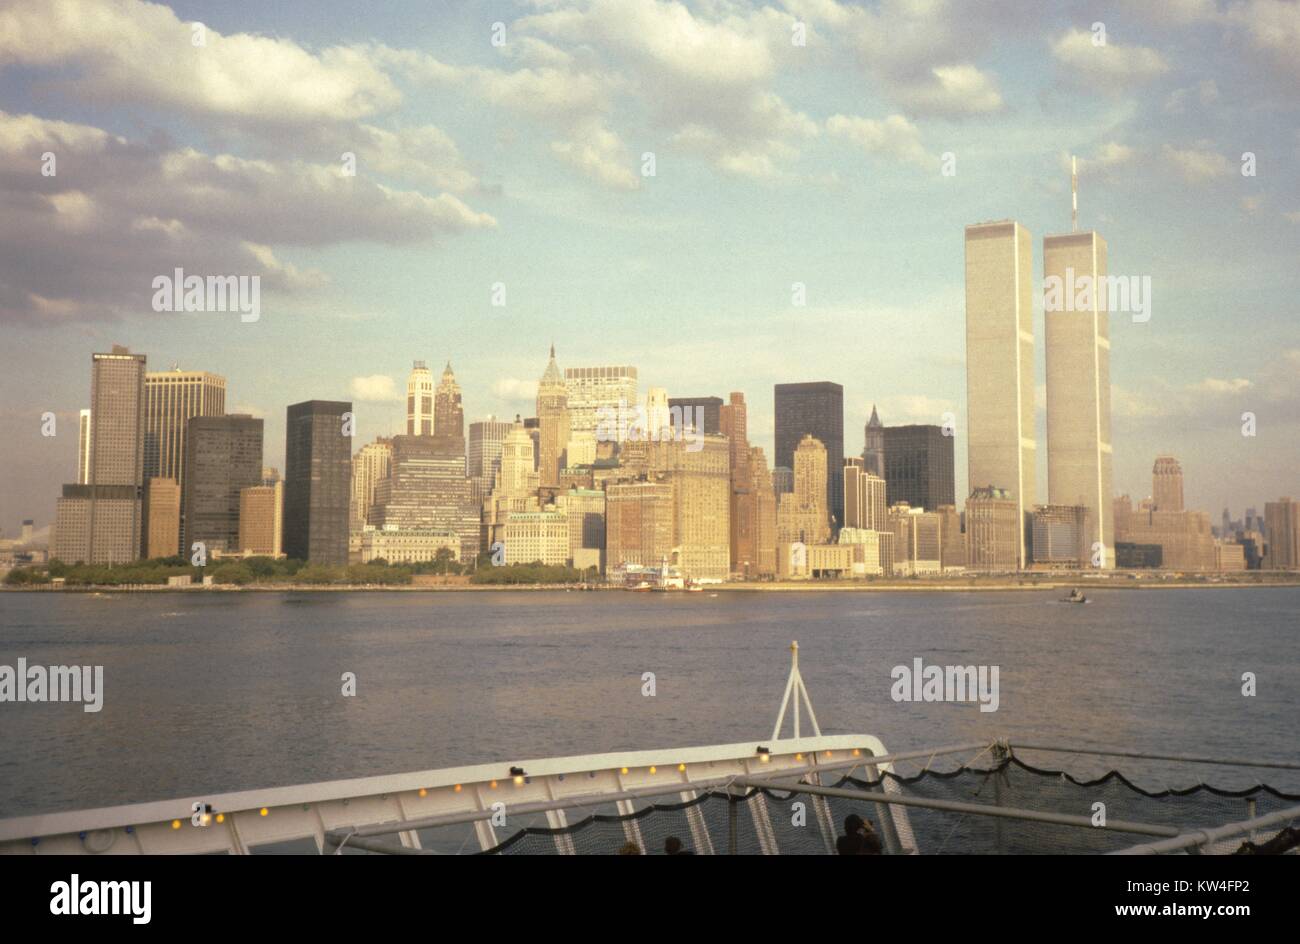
[2, 643, 1296, 855]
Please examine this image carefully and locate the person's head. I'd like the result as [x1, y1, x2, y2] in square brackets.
[844, 813, 865, 835]
[664, 836, 683, 854]
[618, 842, 641, 855]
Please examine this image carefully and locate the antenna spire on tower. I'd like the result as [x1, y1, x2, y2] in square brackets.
[1071, 155, 1078, 233]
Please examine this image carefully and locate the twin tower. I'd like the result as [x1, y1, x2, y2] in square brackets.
[964, 220, 1115, 569]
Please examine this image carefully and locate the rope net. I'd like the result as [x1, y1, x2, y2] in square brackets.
[468, 755, 1300, 855]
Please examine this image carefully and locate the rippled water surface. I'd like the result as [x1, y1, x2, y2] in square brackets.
[1, 587, 1296, 816]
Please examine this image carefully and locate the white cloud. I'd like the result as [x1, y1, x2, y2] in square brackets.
[1051, 29, 1170, 87]
[1161, 144, 1232, 182]
[349, 375, 402, 402]
[1195, 378, 1252, 394]
[827, 113, 930, 166]
[0, 110, 495, 323]
[0, 0, 400, 124]
[492, 378, 539, 402]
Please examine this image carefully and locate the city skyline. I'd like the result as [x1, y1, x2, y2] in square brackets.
[3, 0, 1299, 535]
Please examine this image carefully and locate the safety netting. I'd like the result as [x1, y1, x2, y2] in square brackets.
[473, 754, 1300, 855]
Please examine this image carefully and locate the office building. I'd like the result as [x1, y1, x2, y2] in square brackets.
[966, 486, 1020, 572]
[882, 424, 954, 511]
[668, 396, 723, 436]
[1264, 498, 1299, 571]
[565, 365, 638, 443]
[434, 363, 464, 439]
[183, 415, 263, 554]
[145, 478, 181, 559]
[53, 346, 147, 565]
[1152, 456, 1185, 512]
[284, 400, 352, 565]
[239, 482, 283, 557]
[370, 433, 479, 563]
[1044, 228, 1115, 568]
[407, 361, 434, 435]
[1031, 504, 1089, 569]
[863, 404, 884, 477]
[605, 480, 675, 572]
[350, 438, 393, 529]
[965, 220, 1035, 568]
[777, 434, 830, 546]
[775, 382, 844, 528]
[536, 346, 570, 488]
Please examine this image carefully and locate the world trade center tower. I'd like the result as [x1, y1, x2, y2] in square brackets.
[964, 221, 1035, 569]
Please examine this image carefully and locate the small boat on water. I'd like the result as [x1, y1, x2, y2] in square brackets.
[1060, 588, 1087, 604]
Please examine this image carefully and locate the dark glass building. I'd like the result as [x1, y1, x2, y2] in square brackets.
[882, 424, 955, 511]
[370, 433, 481, 562]
[284, 400, 352, 565]
[183, 414, 263, 554]
[668, 396, 723, 435]
[774, 382, 844, 527]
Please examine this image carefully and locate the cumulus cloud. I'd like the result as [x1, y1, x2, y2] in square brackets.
[0, 0, 400, 125]
[827, 113, 930, 167]
[1161, 144, 1233, 182]
[0, 110, 495, 323]
[1050, 29, 1170, 88]
[349, 375, 402, 402]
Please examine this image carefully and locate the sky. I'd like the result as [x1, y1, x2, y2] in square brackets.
[1, 0, 1298, 538]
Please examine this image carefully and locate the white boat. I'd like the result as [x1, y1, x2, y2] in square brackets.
[2, 643, 1295, 855]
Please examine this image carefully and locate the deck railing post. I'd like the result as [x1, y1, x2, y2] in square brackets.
[729, 789, 738, 855]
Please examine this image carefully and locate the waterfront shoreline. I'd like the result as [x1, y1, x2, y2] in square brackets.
[4, 578, 1298, 593]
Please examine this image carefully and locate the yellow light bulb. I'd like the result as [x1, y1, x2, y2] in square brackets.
[171, 819, 181, 830]
[259, 807, 269, 817]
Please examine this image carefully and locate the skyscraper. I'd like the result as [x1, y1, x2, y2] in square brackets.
[1044, 228, 1115, 568]
[966, 486, 1020, 572]
[882, 424, 954, 511]
[1152, 456, 1184, 512]
[749, 446, 778, 577]
[468, 418, 514, 481]
[1264, 498, 1299, 571]
[668, 396, 723, 435]
[144, 478, 180, 559]
[371, 434, 479, 562]
[720, 392, 756, 575]
[777, 434, 830, 545]
[350, 437, 392, 529]
[284, 400, 352, 565]
[565, 365, 638, 444]
[183, 415, 263, 554]
[406, 361, 434, 435]
[142, 368, 227, 554]
[965, 220, 1035, 568]
[863, 404, 884, 477]
[844, 458, 887, 531]
[53, 346, 147, 565]
[434, 362, 464, 439]
[774, 382, 844, 529]
[239, 483, 282, 556]
[636, 436, 732, 580]
[536, 346, 570, 488]
[77, 409, 92, 484]
[606, 481, 674, 572]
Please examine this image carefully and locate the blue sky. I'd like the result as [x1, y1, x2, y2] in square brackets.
[2, 0, 1298, 536]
